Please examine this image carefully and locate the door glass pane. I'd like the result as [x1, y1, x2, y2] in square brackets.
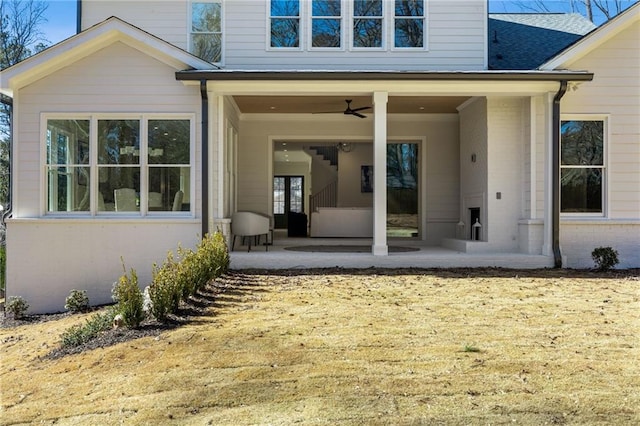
[274, 177, 285, 214]
[387, 143, 418, 237]
[290, 177, 303, 213]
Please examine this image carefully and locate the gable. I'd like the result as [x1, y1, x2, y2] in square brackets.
[1, 17, 212, 97]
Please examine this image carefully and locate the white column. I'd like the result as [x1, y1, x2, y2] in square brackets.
[372, 92, 388, 256]
[542, 92, 554, 256]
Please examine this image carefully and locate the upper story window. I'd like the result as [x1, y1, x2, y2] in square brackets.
[311, 0, 342, 48]
[191, 0, 222, 63]
[353, 0, 383, 48]
[560, 118, 606, 215]
[394, 0, 425, 48]
[271, 0, 300, 48]
[46, 116, 193, 216]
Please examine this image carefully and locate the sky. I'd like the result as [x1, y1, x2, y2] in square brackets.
[40, 0, 631, 46]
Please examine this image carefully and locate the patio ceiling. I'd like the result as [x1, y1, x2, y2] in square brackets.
[232, 95, 470, 114]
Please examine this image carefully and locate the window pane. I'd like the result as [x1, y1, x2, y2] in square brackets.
[271, 0, 299, 16]
[47, 166, 91, 212]
[149, 166, 189, 211]
[191, 33, 221, 63]
[46, 120, 90, 165]
[355, 0, 382, 16]
[312, 0, 340, 16]
[99, 167, 141, 212]
[395, 0, 423, 16]
[290, 177, 303, 213]
[271, 18, 299, 47]
[395, 18, 423, 47]
[354, 19, 382, 47]
[312, 18, 341, 47]
[149, 120, 190, 165]
[561, 120, 604, 166]
[561, 168, 603, 213]
[192, 2, 221, 32]
[98, 120, 140, 165]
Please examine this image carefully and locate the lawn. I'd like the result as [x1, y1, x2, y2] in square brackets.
[1, 268, 638, 425]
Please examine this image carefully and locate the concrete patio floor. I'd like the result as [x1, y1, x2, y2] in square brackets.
[229, 232, 555, 270]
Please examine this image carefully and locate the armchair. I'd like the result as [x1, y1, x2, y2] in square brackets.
[231, 211, 271, 252]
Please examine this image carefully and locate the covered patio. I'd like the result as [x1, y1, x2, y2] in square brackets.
[229, 232, 554, 270]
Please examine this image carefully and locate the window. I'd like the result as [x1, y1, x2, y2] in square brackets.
[311, 0, 342, 48]
[191, 0, 222, 63]
[353, 0, 383, 48]
[45, 116, 193, 216]
[560, 119, 605, 214]
[270, 0, 300, 48]
[394, 0, 424, 48]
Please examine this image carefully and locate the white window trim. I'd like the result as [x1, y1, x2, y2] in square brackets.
[266, 0, 304, 51]
[309, 0, 345, 51]
[188, 0, 224, 65]
[40, 113, 196, 219]
[559, 114, 609, 219]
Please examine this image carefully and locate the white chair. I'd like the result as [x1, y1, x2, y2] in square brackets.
[114, 188, 138, 212]
[231, 211, 271, 252]
[172, 190, 184, 211]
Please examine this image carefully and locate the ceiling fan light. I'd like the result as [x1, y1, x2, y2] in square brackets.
[337, 142, 354, 152]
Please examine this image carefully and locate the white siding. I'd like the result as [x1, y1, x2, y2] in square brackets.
[82, 0, 487, 71]
[561, 21, 640, 221]
[82, 0, 189, 50]
[8, 41, 203, 313]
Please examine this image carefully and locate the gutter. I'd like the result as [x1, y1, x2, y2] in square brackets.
[200, 80, 209, 238]
[552, 80, 568, 268]
[176, 69, 594, 82]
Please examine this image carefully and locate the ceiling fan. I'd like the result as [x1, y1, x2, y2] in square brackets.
[314, 99, 372, 118]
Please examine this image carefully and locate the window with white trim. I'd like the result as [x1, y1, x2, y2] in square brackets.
[190, 0, 222, 63]
[394, 0, 425, 48]
[45, 116, 193, 215]
[560, 118, 605, 214]
[270, 0, 301, 48]
[311, 0, 342, 48]
[353, 0, 383, 48]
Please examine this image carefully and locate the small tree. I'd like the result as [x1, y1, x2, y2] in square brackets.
[591, 247, 619, 271]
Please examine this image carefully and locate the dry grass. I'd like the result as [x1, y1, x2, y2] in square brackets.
[1, 269, 639, 425]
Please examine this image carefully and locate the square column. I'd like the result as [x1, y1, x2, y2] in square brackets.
[372, 92, 388, 256]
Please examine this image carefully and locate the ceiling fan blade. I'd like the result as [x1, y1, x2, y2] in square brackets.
[312, 110, 345, 114]
[352, 112, 367, 118]
[350, 106, 372, 112]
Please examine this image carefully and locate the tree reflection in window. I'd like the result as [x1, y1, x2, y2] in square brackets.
[271, 0, 300, 47]
[191, 0, 222, 62]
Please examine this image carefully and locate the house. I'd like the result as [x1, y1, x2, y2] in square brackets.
[1, 1, 638, 314]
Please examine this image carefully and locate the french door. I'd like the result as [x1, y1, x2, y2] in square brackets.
[273, 176, 304, 229]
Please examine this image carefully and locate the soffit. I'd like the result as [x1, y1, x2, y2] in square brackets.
[233, 95, 470, 114]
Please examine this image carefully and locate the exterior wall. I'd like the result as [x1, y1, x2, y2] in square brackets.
[236, 113, 459, 243]
[6, 220, 200, 314]
[458, 97, 488, 239]
[486, 97, 527, 252]
[81, 0, 189, 50]
[559, 20, 640, 268]
[82, 0, 487, 71]
[8, 41, 203, 313]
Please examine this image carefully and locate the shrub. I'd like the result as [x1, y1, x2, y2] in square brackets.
[147, 254, 182, 321]
[112, 265, 145, 328]
[592, 247, 619, 271]
[64, 289, 90, 313]
[0, 245, 6, 293]
[60, 307, 116, 348]
[6, 296, 29, 319]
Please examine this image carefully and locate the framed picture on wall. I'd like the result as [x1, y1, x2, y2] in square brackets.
[361, 165, 373, 193]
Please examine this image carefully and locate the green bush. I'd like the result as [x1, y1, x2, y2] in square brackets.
[0, 245, 6, 292]
[147, 231, 229, 322]
[64, 289, 90, 313]
[591, 247, 619, 271]
[6, 296, 29, 319]
[112, 265, 145, 328]
[60, 307, 116, 348]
